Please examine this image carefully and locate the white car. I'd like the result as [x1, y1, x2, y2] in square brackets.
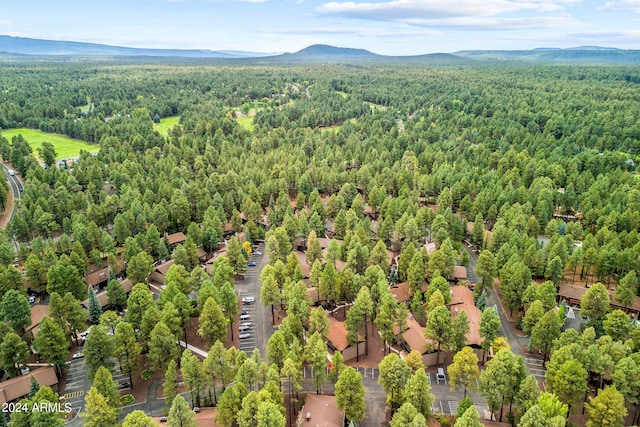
[28, 296, 36, 304]
[239, 333, 252, 339]
[72, 352, 84, 359]
[241, 296, 255, 304]
[240, 314, 251, 321]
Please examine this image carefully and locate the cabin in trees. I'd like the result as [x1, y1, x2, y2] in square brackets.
[85, 266, 110, 291]
[401, 286, 483, 365]
[0, 367, 58, 406]
[401, 316, 438, 365]
[204, 247, 228, 275]
[26, 305, 49, 339]
[84, 258, 125, 292]
[452, 265, 469, 284]
[150, 259, 175, 285]
[327, 317, 365, 362]
[298, 393, 345, 427]
[81, 279, 134, 310]
[450, 286, 483, 352]
[165, 232, 186, 249]
[557, 283, 640, 319]
[390, 282, 427, 304]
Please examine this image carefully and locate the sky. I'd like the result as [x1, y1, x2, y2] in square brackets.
[1, 0, 640, 55]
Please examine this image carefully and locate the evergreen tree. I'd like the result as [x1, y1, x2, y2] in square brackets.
[82, 387, 118, 427]
[87, 287, 103, 324]
[448, 347, 479, 397]
[335, 367, 366, 423]
[93, 366, 120, 411]
[164, 359, 178, 409]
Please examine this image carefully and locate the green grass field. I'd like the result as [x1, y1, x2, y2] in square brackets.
[0, 128, 99, 160]
[236, 116, 255, 131]
[153, 116, 181, 136]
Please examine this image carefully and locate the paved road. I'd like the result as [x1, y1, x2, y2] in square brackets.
[0, 163, 23, 224]
[234, 242, 273, 357]
[463, 244, 545, 381]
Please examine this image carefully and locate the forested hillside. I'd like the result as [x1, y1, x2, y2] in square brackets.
[0, 60, 640, 426]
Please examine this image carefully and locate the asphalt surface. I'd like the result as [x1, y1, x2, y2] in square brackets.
[463, 244, 547, 382]
[0, 163, 23, 223]
[234, 242, 273, 358]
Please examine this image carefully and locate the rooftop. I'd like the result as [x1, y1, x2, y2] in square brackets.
[298, 393, 344, 427]
[450, 285, 482, 347]
[166, 232, 186, 245]
[0, 367, 58, 405]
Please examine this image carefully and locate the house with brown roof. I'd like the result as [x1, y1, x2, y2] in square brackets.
[81, 279, 134, 310]
[26, 305, 50, 338]
[0, 367, 58, 405]
[390, 282, 411, 304]
[298, 393, 345, 427]
[558, 283, 640, 319]
[327, 317, 365, 362]
[150, 259, 175, 285]
[85, 266, 110, 291]
[450, 285, 483, 350]
[166, 232, 186, 248]
[400, 286, 483, 365]
[453, 265, 468, 283]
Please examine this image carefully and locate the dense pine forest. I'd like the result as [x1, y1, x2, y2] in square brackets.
[1, 60, 640, 427]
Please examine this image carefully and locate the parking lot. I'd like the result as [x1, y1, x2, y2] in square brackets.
[64, 357, 90, 414]
[234, 241, 269, 356]
[238, 298, 257, 354]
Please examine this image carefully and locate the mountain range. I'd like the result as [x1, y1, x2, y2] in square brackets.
[1, 35, 640, 64]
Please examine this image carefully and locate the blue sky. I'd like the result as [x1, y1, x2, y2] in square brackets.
[1, 0, 639, 55]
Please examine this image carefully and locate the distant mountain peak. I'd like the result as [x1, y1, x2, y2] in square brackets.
[287, 44, 378, 58]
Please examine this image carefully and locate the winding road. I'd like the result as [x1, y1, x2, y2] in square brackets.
[1, 162, 23, 224]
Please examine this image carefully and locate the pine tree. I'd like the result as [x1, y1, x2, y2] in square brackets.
[164, 359, 178, 409]
[335, 367, 366, 423]
[28, 376, 40, 398]
[167, 395, 197, 427]
[82, 387, 118, 427]
[87, 287, 103, 324]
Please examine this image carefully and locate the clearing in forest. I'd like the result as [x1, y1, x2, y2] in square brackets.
[153, 116, 181, 136]
[0, 128, 99, 160]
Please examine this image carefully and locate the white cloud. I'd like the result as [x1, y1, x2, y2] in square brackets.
[597, 0, 640, 12]
[259, 25, 440, 37]
[316, 0, 585, 31]
[405, 15, 581, 30]
[568, 29, 640, 42]
[317, 0, 580, 20]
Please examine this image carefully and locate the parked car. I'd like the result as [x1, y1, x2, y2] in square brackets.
[72, 352, 84, 359]
[29, 295, 36, 304]
[240, 314, 251, 321]
[239, 333, 252, 339]
[247, 261, 257, 267]
[242, 296, 255, 304]
[254, 251, 262, 256]
[239, 325, 252, 332]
